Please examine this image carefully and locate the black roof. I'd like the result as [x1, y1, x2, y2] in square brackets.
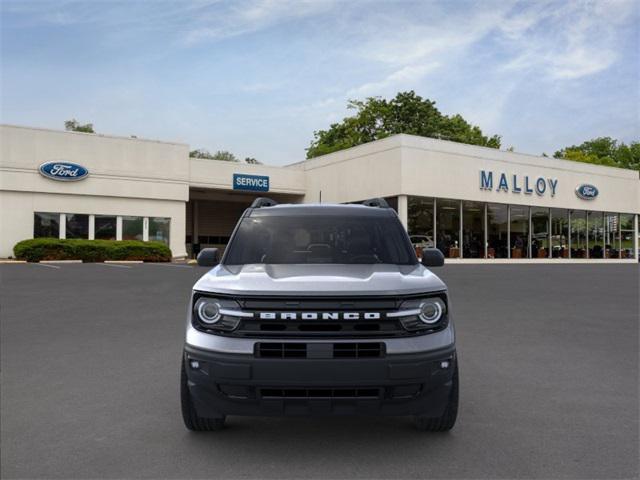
[248, 203, 396, 217]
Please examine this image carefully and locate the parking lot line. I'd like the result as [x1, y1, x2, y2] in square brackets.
[34, 263, 61, 269]
[98, 263, 132, 269]
[147, 263, 193, 269]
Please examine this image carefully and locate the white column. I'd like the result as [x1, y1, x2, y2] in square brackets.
[193, 200, 199, 242]
[507, 205, 511, 259]
[88, 214, 95, 240]
[528, 207, 532, 259]
[433, 198, 437, 249]
[59, 213, 66, 239]
[397, 195, 408, 231]
[143, 217, 149, 242]
[548, 208, 552, 258]
[568, 210, 572, 259]
[483, 203, 488, 259]
[634, 214, 639, 260]
[459, 200, 463, 258]
[116, 216, 123, 241]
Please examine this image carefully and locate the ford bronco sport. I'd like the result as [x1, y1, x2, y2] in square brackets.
[181, 198, 458, 431]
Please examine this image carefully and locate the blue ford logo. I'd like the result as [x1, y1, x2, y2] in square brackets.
[39, 161, 89, 182]
[575, 184, 598, 200]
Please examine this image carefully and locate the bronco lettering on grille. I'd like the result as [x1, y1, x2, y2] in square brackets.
[258, 312, 382, 320]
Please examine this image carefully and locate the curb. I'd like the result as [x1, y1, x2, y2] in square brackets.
[103, 260, 144, 264]
[0, 260, 27, 264]
[40, 260, 82, 264]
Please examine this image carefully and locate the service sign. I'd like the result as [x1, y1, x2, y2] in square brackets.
[39, 161, 89, 182]
[233, 173, 269, 192]
[575, 184, 598, 200]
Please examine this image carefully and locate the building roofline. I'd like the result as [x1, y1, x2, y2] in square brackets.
[290, 133, 639, 179]
[0, 123, 189, 147]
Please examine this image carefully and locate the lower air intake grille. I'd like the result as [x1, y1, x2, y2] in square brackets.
[333, 342, 383, 358]
[257, 343, 306, 358]
[255, 342, 384, 358]
[260, 388, 382, 399]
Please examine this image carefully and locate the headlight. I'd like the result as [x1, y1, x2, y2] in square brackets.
[195, 298, 221, 324]
[393, 295, 448, 332]
[419, 298, 445, 324]
[192, 295, 246, 332]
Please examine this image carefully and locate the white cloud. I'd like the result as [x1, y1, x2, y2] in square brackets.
[183, 0, 337, 44]
[498, 0, 636, 80]
[348, 63, 439, 96]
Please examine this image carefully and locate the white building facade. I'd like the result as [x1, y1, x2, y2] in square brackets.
[1, 125, 638, 262]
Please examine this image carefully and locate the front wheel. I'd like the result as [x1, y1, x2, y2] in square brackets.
[181, 359, 226, 431]
[414, 363, 459, 432]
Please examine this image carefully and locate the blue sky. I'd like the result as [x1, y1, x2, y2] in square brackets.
[1, 0, 638, 165]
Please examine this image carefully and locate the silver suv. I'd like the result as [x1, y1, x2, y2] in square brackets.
[181, 198, 458, 431]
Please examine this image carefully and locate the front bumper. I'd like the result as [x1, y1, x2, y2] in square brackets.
[184, 343, 456, 418]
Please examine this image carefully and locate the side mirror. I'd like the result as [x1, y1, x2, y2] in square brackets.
[197, 248, 220, 267]
[421, 248, 445, 267]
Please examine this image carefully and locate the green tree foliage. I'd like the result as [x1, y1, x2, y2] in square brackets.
[554, 137, 640, 171]
[189, 149, 239, 162]
[306, 91, 501, 158]
[64, 119, 94, 133]
[244, 157, 262, 164]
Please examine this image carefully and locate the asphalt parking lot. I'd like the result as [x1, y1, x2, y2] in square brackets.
[1, 263, 638, 479]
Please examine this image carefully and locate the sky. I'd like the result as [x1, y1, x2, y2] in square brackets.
[1, 0, 639, 165]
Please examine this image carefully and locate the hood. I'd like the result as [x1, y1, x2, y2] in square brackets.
[193, 264, 446, 297]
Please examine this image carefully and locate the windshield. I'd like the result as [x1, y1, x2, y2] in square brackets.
[224, 214, 417, 265]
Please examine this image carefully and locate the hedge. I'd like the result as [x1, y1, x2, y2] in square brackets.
[13, 238, 172, 262]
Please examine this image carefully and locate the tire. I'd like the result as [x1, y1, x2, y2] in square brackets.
[414, 363, 459, 432]
[181, 359, 226, 431]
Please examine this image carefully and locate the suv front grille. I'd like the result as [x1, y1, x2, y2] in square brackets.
[228, 296, 412, 338]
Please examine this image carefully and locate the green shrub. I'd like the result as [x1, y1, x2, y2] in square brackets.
[13, 238, 172, 262]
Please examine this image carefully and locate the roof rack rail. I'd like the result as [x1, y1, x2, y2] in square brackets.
[361, 198, 390, 208]
[250, 197, 278, 208]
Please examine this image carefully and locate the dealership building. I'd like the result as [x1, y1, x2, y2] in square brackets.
[1, 124, 638, 262]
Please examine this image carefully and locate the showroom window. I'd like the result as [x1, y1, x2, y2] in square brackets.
[588, 211, 604, 258]
[570, 210, 587, 258]
[65, 214, 89, 239]
[34, 212, 60, 238]
[550, 209, 569, 258]
[407, 196, 434, 253]
[462, 201, 484, 258]
[436, 199, 460, 258]
[531, 207, 550, 258]
[603, 213, 620, 259]
[149, 217, 170, 245]
[510, 206, 529, 258]
[487, 203, 508, 259]
[95, 215, 117, 240]
[620, 214, 636, 259]
[122, 216, 144, 241]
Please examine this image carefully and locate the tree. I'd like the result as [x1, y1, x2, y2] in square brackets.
[189, 149, 238, 162]
[554, 137, 640, 171]
[306, 91, 501, 158]
[244, 157, 262, 164]
[64, 119, 94, 133]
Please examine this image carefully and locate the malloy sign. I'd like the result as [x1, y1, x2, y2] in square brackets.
[480, 170, 558, 197]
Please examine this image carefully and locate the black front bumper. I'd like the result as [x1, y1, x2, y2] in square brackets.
[184, 343, 456, 418]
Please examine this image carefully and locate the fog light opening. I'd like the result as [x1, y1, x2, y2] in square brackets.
[440, 360, 450, 369]
[189, 360, 200, 370]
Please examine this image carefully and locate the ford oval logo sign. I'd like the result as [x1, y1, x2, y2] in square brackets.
[575, 184, 598, 200]
[39, 161, 89, 182]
